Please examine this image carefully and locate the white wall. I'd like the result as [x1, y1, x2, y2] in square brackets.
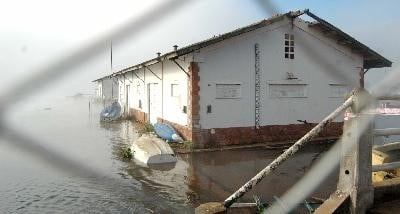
[162, 59, 190, 125]
[117, 58, 190, 125]
[102, 77, 118, 100]
[95, 81, 102, 98]
[196, 16, 362, 129]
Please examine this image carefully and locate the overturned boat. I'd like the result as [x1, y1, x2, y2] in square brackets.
[154, 123, 183, 143]
[130, 134, 177, 165]
[100, 101, 121, 121]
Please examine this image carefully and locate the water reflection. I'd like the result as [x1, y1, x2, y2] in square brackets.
[1, 98, 337, 213]
[184, 145, 337, 207]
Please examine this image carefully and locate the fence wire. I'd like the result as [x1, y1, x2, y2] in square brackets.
[256, 1, 398, 213]
[0, 0, 396, 213]
[266, 68, 400, 213]
[0, 0, 193, 178]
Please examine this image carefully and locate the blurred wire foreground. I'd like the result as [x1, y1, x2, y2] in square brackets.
[0, 0, 399, 213]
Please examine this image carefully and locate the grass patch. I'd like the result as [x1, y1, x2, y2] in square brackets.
[142, 123, 154, 133]
[119, 146, 132, 161]
[171, 140, 195, 153]
[183, 141, 194, 151]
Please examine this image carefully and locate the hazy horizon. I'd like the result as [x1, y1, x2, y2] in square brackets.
[1, 0, 398, 103]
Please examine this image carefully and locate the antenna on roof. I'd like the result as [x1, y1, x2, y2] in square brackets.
[110, 41, 113, 73]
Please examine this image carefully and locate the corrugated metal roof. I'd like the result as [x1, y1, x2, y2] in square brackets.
[94, 9, 391, 81]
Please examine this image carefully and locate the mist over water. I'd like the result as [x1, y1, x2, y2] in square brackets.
[0, 98, 191, 213]
[0, 97, 347, 213]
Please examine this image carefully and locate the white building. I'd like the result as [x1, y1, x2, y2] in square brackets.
[93, 76, 119, 101]
[94, 10, 391, 147]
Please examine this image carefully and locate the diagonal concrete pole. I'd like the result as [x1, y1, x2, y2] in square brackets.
[223, 96, 354, 208]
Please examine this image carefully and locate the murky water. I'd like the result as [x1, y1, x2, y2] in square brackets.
[0, 97, 337, 213]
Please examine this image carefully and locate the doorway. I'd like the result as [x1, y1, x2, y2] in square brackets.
[147, 83, 159, 124]
[125, 85, 130, 116]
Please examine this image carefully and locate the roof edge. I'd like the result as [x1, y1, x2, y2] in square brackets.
[93, 9, 392, 82]
[304, 10, 392, 69]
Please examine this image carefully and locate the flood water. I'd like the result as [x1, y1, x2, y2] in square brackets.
[0, 97, 338, 213]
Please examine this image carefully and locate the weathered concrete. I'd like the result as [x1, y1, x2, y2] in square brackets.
[223, 96, 353, 207]
[316, 89, 375, 213]
[336, 89, 375, 213]
[195, 202, 226, 214]
[374, 141, 400, 153]
[195, 202, 257, 214]
[314, 190, 350, 214]
[372, 161, 400, 172]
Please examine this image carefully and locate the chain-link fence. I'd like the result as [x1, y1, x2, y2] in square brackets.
[1, 0, 398, 213]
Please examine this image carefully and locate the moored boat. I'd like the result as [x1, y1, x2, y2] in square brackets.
[130, 134, 177, 165]
[153, 123, 183, 143]
[100, 101, 121, 121]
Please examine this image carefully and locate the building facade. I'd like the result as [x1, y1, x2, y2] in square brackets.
[94, 10, 391, 148]
[93, 77, 119, 101]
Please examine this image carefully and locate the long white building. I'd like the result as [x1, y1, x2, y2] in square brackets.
[94, 10, 391, 147]
[93, 76, 119, 101]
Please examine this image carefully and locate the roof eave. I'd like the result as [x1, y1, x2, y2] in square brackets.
[364, 60, 392, 69]
[305, 10, 392, 69]
[94, 9, 392, 82]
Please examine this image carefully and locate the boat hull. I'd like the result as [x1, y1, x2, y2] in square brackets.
[100, 102, 121, 121]
[131, 134, 177, 165]
[153, 123, 183, 142]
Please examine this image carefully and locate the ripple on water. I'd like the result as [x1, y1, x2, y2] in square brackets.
[1, 100, 338, 213]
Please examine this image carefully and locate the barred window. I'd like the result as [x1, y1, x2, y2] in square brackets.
[284, 34, 294, 59]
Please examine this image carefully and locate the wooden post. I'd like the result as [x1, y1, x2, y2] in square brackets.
[337, 88, 375, 213]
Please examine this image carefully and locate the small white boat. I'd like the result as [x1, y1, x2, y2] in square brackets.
[130, 134, 177, 165]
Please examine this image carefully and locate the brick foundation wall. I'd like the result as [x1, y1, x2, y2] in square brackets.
[130, 105, 343, 147]
[197, 122, 343, 147]
[129, 108, 191, 141]
[130, 108, 148, 123]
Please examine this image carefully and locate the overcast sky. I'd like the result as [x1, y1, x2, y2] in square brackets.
[1, 0, 399, 103]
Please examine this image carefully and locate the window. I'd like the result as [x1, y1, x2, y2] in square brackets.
[284, 33, 295, 59]
[171, 84, 180, 97]
[216, 84, 241, 99]
[269, 84, 307, 98]
[329, 84, 349, 98]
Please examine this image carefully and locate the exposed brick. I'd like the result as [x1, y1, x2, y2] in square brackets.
[130, 108, 148, 123]
[197, 122, 343, 147]
[188, 62, 201, 146]
[157, 117, 191, 141]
